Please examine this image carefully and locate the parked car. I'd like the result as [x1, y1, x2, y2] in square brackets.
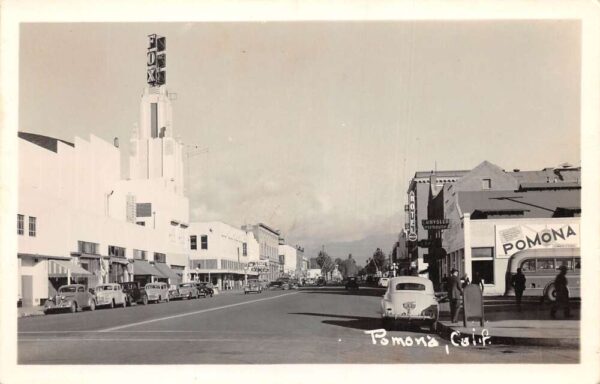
[94, 283, 127, 309]
[176, 282, 202, 300]
[121, 281, 148, 306]
[144, 282, 170, 303]
[345, 277, 359, 290]
[244, 281, 263, 294]
[380, 276, 439, 332]
[44, 284, 96, 314]
[195, 282, 214, 297]
[378, 277, 390, 288]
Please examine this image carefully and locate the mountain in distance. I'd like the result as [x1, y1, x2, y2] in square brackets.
[304, 232, 399, 267]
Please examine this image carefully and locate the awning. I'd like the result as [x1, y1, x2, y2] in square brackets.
[132, 259, 166, 277]
[48, 260, 93, 278]
[18, 253, 71, 261]
[71, 252, 103, 259]
[154, 262, 182, 283]
[110, 257, 130, 265]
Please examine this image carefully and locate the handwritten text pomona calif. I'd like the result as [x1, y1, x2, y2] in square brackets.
[364, 329, 491, 353]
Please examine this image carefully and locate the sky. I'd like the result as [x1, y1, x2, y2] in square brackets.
[19, 21, 581, 264]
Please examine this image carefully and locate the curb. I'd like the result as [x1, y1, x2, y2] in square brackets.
[436, 321, 579, 349]
[18, 311, 45, 318]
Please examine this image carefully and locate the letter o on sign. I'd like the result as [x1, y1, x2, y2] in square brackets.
[147, 51, 157, 66]
[408, 233, 418, 242]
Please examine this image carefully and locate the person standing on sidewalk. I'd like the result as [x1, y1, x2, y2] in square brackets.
[551, 265, 571, 319]
[447, 268, 463, 323]
[511, 268, 526, 311]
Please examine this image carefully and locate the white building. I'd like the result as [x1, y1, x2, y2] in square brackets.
[278, 244, 297, 277]
[18, 65, 191, 306]
[188, 221, 260, 289]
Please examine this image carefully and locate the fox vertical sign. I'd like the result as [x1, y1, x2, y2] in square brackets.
[147, 34, 166, 86]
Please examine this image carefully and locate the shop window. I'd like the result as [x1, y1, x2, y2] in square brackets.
[472, 260, 494, 284]
[482, 179, 492, 190]
[471, 247, 493, 258]
[28, 216, 37, 237]
[190, 235, 197, 250]
[78, 240, 99, 255]
[200, 235, 208, 250]
[17, 214, 24, 235]
[154, 253, 166, 263]
[108, 245, 126, 257]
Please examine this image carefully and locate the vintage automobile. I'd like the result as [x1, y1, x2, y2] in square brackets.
[380, 276, 439, 332]
[268, 280, 289, 290]
[378, 277, 390, 288]
[195, 282, 214, 297]
[345, 277, 359, 290]
[121, 281, 148, 305]
[244, 280, 263, 294]
[144, 282, 170, 303]
[171, 282, 203, 300]
[44, 284, 96, 314]
[94, 283, 127, 308]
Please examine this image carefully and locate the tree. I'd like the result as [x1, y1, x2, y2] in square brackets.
[366, 248, 388, 275]
[334, 257, 346, 278]
[345, 254, 358, 277]
[316, 250, 335, 279]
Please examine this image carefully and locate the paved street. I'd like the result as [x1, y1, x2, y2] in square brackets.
[18, 287, 578, 364]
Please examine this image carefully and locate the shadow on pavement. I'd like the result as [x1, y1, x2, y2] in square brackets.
[299, 287, 386, 297]
[289, 311, 430, 333]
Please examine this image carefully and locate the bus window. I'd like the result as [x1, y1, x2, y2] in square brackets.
[520, 259, 536, 272]
[556, 259, 572, 270]
[574, 258, 581, 270]
[537, 258, 555, 270]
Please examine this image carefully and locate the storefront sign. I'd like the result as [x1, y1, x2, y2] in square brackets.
[147, 34, 166, 86]
[407, 191, 417, 239]
[495, 222, 580, 258]
[422, 219, 449, 230]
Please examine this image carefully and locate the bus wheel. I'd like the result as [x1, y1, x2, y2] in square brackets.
[545, 284, 557, 302]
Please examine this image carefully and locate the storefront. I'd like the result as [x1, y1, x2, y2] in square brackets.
[47, 259, 93, 295]
[154, 262, 182, 285]
[132, 259, 167, 286]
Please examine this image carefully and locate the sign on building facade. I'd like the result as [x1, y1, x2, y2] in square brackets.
[147, 34, 166, 86]
[495, 222, 580, 258]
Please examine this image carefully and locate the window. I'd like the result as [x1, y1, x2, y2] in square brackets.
[151, 103, 158, 138]
[200, 235, 208, 250]
[108, 245, 126, 257]
[17, 214, 24, 235]
[520, 259, 536, 272]
[78, 241, 99, 255]
[471, 247, 494, 258]
[556, 259, 573, 270]
[190, 235, 197, 250]
[133, 249, 147, 260]
[472, 260, 494, 284]
[78, 286, 85, 293]
[154, 253, 166, 263]
[136, 221, 146, 226]
[537, 258, 555, 270]
[242, 242, 247, 256]
[574, 258, 581, 270]
[482, 179, 492, 190]
[395, 283, 426, 291]
[28, 216, 37, 237]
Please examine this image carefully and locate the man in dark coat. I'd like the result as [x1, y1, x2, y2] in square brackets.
[551, 265, 571, 319]
[511, 268, 526, 311]
[447, 268, 463, 323]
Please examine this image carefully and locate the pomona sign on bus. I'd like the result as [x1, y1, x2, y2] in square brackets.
[495, 222, 579, 258]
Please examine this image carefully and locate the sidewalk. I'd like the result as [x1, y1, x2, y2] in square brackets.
[436, 300, 580, 348]
[18, 305, 45, 318]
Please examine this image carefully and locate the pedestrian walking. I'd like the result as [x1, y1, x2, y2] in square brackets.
[511, 268, 526, 311]
[551, 265, 571, 319]
[472, 272, 484, 293]
[447, 268, 463, 323]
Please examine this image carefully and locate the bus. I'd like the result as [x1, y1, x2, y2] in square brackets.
[505, 247, 580, 302]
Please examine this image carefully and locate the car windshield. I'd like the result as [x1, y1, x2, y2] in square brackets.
[146, 284, 160, 289]
[95, 285, 112, 291]
[395, 283, 426, 291]
[59, 286, 77, 293]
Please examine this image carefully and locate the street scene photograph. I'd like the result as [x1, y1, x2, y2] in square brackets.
[2, 2, 599, 382]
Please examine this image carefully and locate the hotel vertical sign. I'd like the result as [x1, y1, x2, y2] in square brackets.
[147, 34, 166, 86]
[407, 191, 417, 242]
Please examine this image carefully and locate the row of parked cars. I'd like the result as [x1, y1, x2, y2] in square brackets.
[43, 281, 216, 314]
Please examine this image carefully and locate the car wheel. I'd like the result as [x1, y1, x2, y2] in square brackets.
[545, 284, 557, 302]
[43, 309, 49, 315]
[70, 302, 77, 313]
[142, 295, 148, 305]
[429, 321, 438, 333]
[88, 300, 96, 311]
